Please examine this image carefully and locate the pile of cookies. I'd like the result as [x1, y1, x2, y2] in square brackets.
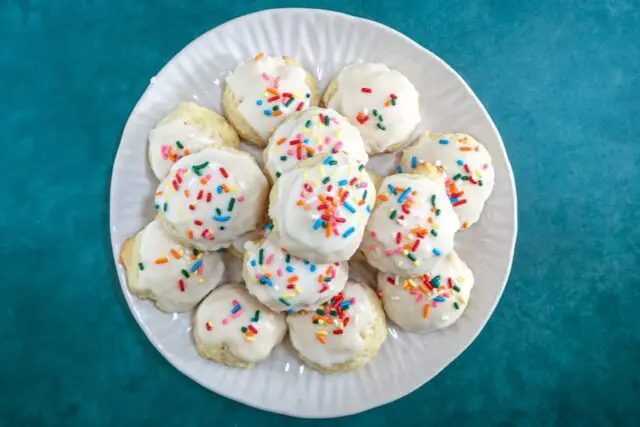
[120, 53, 495, 373]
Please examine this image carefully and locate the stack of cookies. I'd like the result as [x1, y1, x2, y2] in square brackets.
[120, 53, 495, 373]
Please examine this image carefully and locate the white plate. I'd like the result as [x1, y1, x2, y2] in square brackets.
[110, 8, 517, 418]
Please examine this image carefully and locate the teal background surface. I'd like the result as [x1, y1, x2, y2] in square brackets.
[1, 0, 639, 425]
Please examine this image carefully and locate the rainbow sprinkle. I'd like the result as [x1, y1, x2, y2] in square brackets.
[387, 273, 466, 318]
[312, 292, 356, 343]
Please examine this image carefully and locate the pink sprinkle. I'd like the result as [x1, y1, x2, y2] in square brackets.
[359, 182, 369, 188]
[416, 294, 424, 303]
[332, 227, 340, 236]
[161, 145, 171, 159]
[318, 145, 324, 152]
[371, 231, 378, 238]
[266, 254, 274, 265]
[237, 196, 245, 202]
[325, 136, 331, 144]
[276, 268, 284, 277]
[222, 318, 229, 325]
[262, 72, 270, 81]
[432, 301, 439, 308]
[475, 146, 480, 151]
[333, 141, 343, 151]
[274, 76, 280, 89]
[231, 309, 243, 319]
[370, 245, 377, 251]
[385, 249, 395, 256]
[483, 164, 489, 170]
[395, 247, 404, 254]
[286, 149, 294, 155]
[205, 174, 212, 180]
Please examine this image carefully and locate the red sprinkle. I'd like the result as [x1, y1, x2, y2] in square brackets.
[356, 112, 369, 124]
[219, 167, 229, 178]
[172, 180, 179, 190]
[453, 200, 468, 207]
[268, 95, 280, 102]
[387, 277, 395, 285]
[361, 87, 372, 93]
[194, 220, 203, 226]
[197, 190, 203, 200]
[178, 279, 185, 292]
[333, 329, 344, 335]
[296, 102, 305, 111]
[206, 192, 212, 202]
[248, 325, 258, 334]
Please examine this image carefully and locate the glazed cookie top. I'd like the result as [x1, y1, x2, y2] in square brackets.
[325, 63, 420, 153]
[148, 102, 238, 180]
[269, 152, 376, 263]
[264, 107, 368, 180]
[400, 133, 495, 229]
[362, 171, 460, 276]
[377, 252, 474, 332]
[155, 148, 268, 251]
[128, 220, 225, 312]
[194, 283, 287, 363]
[226, 54, 313, 140]
[243, 232, 348, 313]
[286, 282, 380, 367]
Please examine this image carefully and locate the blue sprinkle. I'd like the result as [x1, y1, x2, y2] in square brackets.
[304, 139, 310, 144]
[260, 276, 274, 287]
[217, 185, 224, 194]
[396, 165, 403, 173]
[343, 227, 355, 238]
[411, 156, 418, 168]
[263, 223, 273, 231]
[250, 260, 257, 267]
[256, 100, 263, 106]
[338, 179, 348, 186]
[323, 156, 334, 165]
[456, 159, 464, 166]
[310, 264, 317, 272]
[439, 139, 449, 145]
[434, 295, 446, 302]
[343, 202, 356, 213]
[264, 109, 272, 116]
[303, 260, 310, 265]
[432, 248, 442, 256]
[231, 303, 242, 314]
[450, 197, 459, 203]
[387, 184, 397, 195]
[398, 187, 412, 203]
[213, 215, 231, 222]
[313, 219, 324, 230]
[366, 205, 371, 213]
[215, 248, 227, 253]
[190, 259, 203, 272]
[286, 265, 294, 273]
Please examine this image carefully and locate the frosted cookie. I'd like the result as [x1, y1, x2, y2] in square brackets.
[223, 53, 319, 146]
[400, 132, 495, 229]
[269, 152, 376, 263]
[193, 283, 287, 368]
[229, 222, 273, 259]
[323, 63, 420, 154]
[148, 102, 240, 180]
[155, 147, 268, 251]
[120, 219, 224, 312]
[242, 232, 348, 312]
[362, 163, 460, 276]
[377, 252, 474, 332]
[287, 282, 387, 373]
[264, 107, 368, 181]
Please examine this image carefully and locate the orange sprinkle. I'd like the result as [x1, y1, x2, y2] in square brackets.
[317, 334, 327, 344]
[318, 275, 324, 283]
[155, 257, 168, 264]
[183, 189, 190, 197]
[184, 149, 191, 155]
[385, 100, 391, 107]
[200, 178, 208, 185]
[254, 52, 264, 60]
[296, 200, 305, 206]
[221, 184, 230, 192]
[462, 221, 469, 229]
[267, 87, 280, 96]
[378, 194, 389, 201]
[423, 304, 430, 318]
[428, 217, 434, 224]
[155, 191, 164, 196]
[187, 230, 194, 239]
[325, 222, 332, 237]
[272, 110, 283, 117]
[305, 145, 316, 153]
[288, 276, 299, 283]
[358, 200, 365, 206]
[304, 205, 312, 211]
[170, 249, 181, 259]
[277, 137, 286, 145]
[459, 146, 472, 151]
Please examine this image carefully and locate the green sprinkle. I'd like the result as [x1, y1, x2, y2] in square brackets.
[258, 249, 264, 265]
[461, 176, 470, 181]
[305, 120, 312, 128]
[389, 209, 398, 220]
[192, 161, 209, 175]
[163, 202, 168, 212]
[228, 197, 236, 212]
[316, 309, 326, 315]
[138, 262, 144, 271]
[391, 99, 396, 105]
[453, 174, 462, 180]
[306, 93, 311, 98]
[435, 209, 441, 216]
[280, 155, 287, 161]
[329, 160, 338, 165]
[241, 326, 248, 333]
[377, 123, 386, 130]
[322, 176, 331, 184]
[312, 319, 319, 324]
[453, 285, 461, 292]
[324, 115, 330, 126]
[273, 105, 280, 111]
[407, 252, 417, 261]
[253, 310, 261, 322]
[324, 276, 332, 282]
[431, 194, 436, 206]
[285, 98, 295, 107]
[331, 310, 338, 316]
[279, 297, 291, 306]
[378, 114, 384, 121]
[431, 229, 438, 236]
[154, 204, 159, 209]
[192, 248, 200, 256]
[358, 164, 365, 171]
[275, 171, 281, 178]
[176, 140, 184, 149]
[373, 109, 378, 116]
[215, 208, 222, 216]
[362, 190, 368, 200]
[454, 302, 460, 310]
[285, 254, 291, 263]
[181, 269, 190, 278]
[478, 180, 484, 186]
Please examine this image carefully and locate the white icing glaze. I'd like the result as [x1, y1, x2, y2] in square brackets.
[287, 282, 379, 367]
[127, 220, 224, 312]
[269, 152, 375, 263]
[155, 148, 268, 251]
[226, 55, 313, 140]
[194, 283, 287, 363]
[264, 107, 368, 180]
[327, 63, 420, 153]
[362, 173, 460, 275]
[400, 133, 495, 229]
[377, 252, 474, 332]
[148, 120, 222, 180]
[243, 232, 348, 312]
